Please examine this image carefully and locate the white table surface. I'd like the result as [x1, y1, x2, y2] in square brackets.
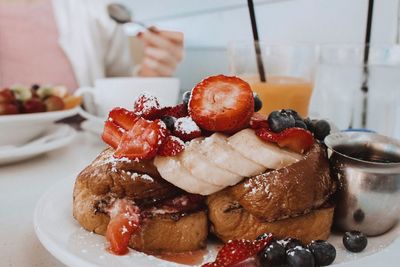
[0, 132, 105, 267]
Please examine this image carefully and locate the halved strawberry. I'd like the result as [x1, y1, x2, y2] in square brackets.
[109, 107, 139, 130]
[188, 75, 254, 133]
[133, 93, 162, 120]
[256, 127, 314, 154]
[172, 116, 202, 141]
[249, 112, 269, 129]
[102, 121, 125, 149]
[106, 199, 141, 255]
[158, 135, 185, 157]
[275, 127, 315, 154]
[202, 234, 273, 267]
[159, 103, 188, 118]
[114, 118, 168, 159]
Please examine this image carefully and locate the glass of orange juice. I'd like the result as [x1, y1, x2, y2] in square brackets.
[228, 43, 317, 117]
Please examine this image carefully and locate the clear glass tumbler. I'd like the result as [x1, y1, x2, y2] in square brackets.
[311, 45, 400, 139]
[228, 43, 318, 117]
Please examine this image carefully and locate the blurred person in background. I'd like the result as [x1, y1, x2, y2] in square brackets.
[0, 0, 184, 92]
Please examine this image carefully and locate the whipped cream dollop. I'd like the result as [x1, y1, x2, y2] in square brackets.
[154, 128, 302, 195]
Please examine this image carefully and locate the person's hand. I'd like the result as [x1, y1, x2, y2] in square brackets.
[137, 27, 184, 77]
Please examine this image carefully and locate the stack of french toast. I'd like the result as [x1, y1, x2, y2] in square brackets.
[72, 75, 336, 260]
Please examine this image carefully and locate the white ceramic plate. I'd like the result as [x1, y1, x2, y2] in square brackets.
[0, 107, 79, 146]
[34, 178, 400, 267]
[0, 124, 77, 165]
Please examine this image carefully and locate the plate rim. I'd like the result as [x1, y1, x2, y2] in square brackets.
[0, 107, 79, 123]
[33, 178, 400, 267]
[0, 124, 77, 161]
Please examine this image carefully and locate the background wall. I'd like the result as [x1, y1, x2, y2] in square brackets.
[121, 0, 400, 89]
[120, 0, 400, 137]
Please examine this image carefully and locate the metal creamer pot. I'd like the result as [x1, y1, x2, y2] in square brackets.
[325, 132, 400, 236]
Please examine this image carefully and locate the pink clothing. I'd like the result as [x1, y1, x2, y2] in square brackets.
[0, 0, 78, 92]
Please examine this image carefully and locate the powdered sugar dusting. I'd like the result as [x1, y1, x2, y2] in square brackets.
[175, 117, 200, 134]
[130, 173, 154, 182]
[101, 154, 131, 172]
[170, 135, 185, 147]
[134, 93, 161, 115]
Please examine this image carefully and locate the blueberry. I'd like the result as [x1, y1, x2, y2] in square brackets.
[295, 120, 307, 130]
[161, 116, 176, 131]
[282, 238, 304, 250]
[304, 118, 316, 132]
[260, 241, 286, 266]
[343, 231, 368, 252]
[314, 120, 331, 141]
[308, 240, 336, 266]
[286, 247, 315, 267]
[253, 92, 263, 112]
[182, 91, 191, 107]
[268, 110, 295, 133]
[281, 109, 303, 121]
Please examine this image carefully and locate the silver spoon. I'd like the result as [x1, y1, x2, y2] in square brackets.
[107, 3, 149, 29]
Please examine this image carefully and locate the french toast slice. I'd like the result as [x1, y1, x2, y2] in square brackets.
[207, 190, 334, 244]
[229, 143, 335, 222]
[207, 143, 336, 244]
[73, 148, 208, 254]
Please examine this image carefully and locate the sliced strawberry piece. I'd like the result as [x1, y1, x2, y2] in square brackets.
[275, 127, 315, 154]
[102, 120, 125, 149]
[114, 118, 168, 159]
[133, 93, 162, 120]
[188, 75, 254, 133]
[106, 199, 141, 255]
[158, 135, 185, 157]
[159, 103, 188, 118]
[109, 107, 139, 130]
[172, 116, 202, 142]
[249, 112, 269, 129]
[256, 127, 314, 154]
[202, 234, 273, 267]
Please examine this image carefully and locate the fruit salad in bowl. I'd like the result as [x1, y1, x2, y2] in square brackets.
[0, 84, 81, 146]
[69, 74, 354, 266]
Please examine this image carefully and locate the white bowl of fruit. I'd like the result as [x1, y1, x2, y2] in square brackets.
[0, 85, 81, 146]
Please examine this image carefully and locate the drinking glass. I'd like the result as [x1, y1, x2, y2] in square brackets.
[311, 45, 400, 139]
[228, 43, 318, 117]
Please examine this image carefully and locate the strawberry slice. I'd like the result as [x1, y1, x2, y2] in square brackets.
[133, 93, 162, 120]
[158, 135, 185, 157]
[188, 75, 254, 133]
[114, 118, 168, 159]
[159, 103, 188, 118]
[102, 120, 125, 149]
[202, 234, 273, 267]
[173, 116, 202, 141]
[249, 112, 269, 129]
[109, 107, 139, 130]
[106, 199, 141, 255]
[256, 127, 314, 154]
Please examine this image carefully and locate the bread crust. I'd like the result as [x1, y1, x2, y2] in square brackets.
[207, 190, 334, 244]
[229, 143, 335, 222]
